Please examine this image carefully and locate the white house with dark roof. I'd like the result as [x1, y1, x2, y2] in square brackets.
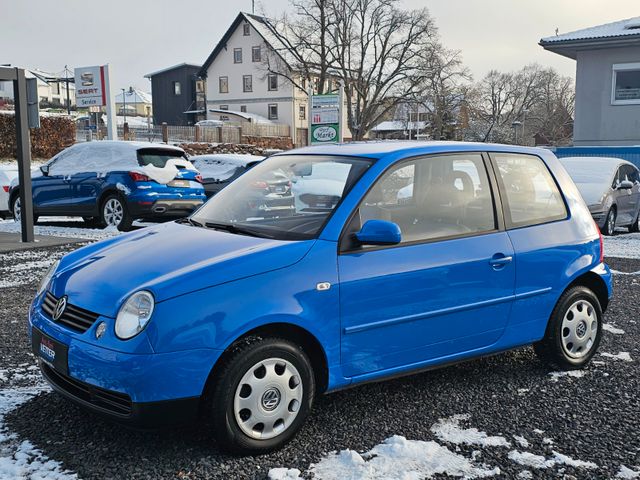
[199, 12, 310, 144]
[540, 17, 640, 146]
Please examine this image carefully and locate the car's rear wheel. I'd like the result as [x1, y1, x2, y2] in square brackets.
[206, 337, 315, 455]
[534, 286, 602, 370]
[10, 196, 38, 224]
[101, 195, 133, 231]
[629, 212, 640, 232]
[603, 207, 616, 236]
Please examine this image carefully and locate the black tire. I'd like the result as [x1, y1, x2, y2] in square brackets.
[82, 216, 106, 228]
[100, 194, 133, 232]
[629, 212, 640, 232]
[206, 337, 315, 455]
[603, 207, 616, 236]
[534, 286, 603, 370]
[10, 194, 37, 223]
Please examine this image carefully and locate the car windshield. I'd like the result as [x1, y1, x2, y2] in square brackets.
[190, 155, 373, 240]
[138, 148, 188, 168]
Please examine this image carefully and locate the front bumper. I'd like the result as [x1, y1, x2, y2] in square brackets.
[29, 305, 222, 427]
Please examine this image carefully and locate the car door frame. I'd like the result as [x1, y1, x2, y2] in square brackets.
[335, 151, 517, 380]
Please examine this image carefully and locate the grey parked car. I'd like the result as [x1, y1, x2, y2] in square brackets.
[560, 156, 640, 235]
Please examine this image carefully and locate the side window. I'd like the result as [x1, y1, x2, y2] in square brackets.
[494, 153, 567, 228]
[620, 165, 639, 184]
[356, 154, 496, 246]
[48, 147, 86, 176]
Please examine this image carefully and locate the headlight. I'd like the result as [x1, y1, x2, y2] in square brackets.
[37, 260, 59, 296]
[115, 291, 155, 340]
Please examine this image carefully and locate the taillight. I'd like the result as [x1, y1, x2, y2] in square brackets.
[129, 171, 151, 182]
[251, 181, 268, 189]
[1, 186, 8, 193]
[195, 174, 203, 183]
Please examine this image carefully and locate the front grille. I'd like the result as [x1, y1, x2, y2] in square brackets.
[41, 362, 132, 417]
[42, 292, 100, 333]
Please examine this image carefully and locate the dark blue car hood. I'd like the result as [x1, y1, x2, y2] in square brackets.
[51, 222, 314, 318]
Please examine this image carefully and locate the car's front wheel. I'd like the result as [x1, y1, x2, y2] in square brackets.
[101, 195, 133, 231]
[207, 337, 315, 455]
[534, 286, 603, 370]
[603, 207, 616, 236]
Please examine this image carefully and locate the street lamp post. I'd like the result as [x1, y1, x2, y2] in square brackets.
[121, 88, 126, 126]
[511, 120, 522, 144]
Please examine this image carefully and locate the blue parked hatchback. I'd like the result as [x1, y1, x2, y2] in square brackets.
[10, 141, 205, 231]
[30, 142, 612, 454]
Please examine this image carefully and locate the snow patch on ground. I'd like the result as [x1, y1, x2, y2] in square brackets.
[0, 218, 119, 241]
[431, 414, 511, 448]
[508, 450, 597, 470]
[268, 467, 302, 479]
[0, 249, 64, 289]
[618, 465, 640, 479]
[601, 351, 633, 362]
[548, 370, 587, 382]
[603, 323, 626, 335]
[513, 435, 530, 448]
[307, 435, 500, 480]
[0, 386, 77, 480]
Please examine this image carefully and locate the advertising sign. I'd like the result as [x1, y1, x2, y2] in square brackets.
[74, 65, 106, 107]
[310, 93, 341, 145]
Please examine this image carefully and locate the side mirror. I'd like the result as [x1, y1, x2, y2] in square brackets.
[618, 180, 633, 190]
[355, 220, 402, 246]
[40, 164, 50, 176]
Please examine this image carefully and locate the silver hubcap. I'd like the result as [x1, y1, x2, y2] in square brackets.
[233, 357, 303, 440]
[103, 198, 123, 226]
[561, 299, 598, 359]
[13, 198, 21, 221]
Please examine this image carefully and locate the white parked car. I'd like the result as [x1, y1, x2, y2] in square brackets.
[0, 166, 18, 219]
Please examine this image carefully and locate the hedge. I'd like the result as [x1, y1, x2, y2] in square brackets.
[0, 113, 75, 159]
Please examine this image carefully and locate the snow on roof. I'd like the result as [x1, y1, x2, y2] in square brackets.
[540, 16, 640, 45]
[371, 120, 429, 132]
[208, 108, 275, 124]
[115, 89, 152, 105]
[144, 63, 201, 78]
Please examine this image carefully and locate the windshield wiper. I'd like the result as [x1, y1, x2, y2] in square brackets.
[177, 217, 204, 228]
[204, 222, 274, 239]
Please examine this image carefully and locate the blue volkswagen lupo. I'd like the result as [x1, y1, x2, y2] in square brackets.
[30, 142, 612, 454]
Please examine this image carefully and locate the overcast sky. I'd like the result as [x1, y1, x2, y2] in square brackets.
[2, 0, 639, 92]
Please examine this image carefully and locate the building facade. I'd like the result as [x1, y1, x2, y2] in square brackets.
[541, 17, 640, 146]
[145, 63, 203, 126]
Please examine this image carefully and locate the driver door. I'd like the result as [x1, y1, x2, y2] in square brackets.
[32, 148, 84, 213]
[338, 153, 515, 378]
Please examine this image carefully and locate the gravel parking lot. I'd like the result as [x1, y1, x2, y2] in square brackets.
[0, 230, 638, 479]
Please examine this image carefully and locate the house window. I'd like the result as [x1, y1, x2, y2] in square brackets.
[252, 46, 262, 62]
[234, 48, 243, 63]
[173, 81, 181, 95]
[52, 83, 60, 95]
[243, 23, 251, 36]
[219, 76, 228, 93]
[220, 105, 229, 110]
[196, 80, 205, 93]
[299, 104, 306, 120]
[243, 75, 253, 92]
[268, 103, 278, 120]
[612, 63, 640, 104]
[300, 77, 307, 90]
[268, 74, 278, 91]
[240, 105, 247, 112]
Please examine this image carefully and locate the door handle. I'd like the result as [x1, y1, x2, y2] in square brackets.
[489, 254, 513, 269]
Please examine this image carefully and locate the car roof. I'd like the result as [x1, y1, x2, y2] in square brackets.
[560, 156, 636, 169]
[71, 141, 185, 153]
[279, 141, 548, 160]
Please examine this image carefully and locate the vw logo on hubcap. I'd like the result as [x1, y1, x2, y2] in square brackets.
[53, 296, 67, 321]
[576, 320, 587, 338]
[261, 388, 281, 411]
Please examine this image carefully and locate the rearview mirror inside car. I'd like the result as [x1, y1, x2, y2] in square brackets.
[355, 220, 402, 246]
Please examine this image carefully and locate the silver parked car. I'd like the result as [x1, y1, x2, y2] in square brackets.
[560, 156, 640, 235]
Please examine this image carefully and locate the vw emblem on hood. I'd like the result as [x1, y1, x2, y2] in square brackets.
[53, 296, 68, 321]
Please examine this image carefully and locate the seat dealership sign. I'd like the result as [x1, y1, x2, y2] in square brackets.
[74, 65, 106, 107]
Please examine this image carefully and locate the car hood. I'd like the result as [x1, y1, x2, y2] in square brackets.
[50, 222, 314, 318]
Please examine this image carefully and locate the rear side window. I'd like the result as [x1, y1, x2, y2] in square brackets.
[137, 149, 187, 168]
[493, 153, 567, 228]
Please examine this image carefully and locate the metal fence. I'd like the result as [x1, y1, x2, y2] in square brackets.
[76, 121, 288, 145]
